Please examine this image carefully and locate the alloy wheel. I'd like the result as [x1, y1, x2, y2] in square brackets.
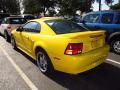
[37, 52, 48, 73]
[113, 40, 120, 53]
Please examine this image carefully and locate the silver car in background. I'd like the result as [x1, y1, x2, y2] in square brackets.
[0, 17, 26, 41]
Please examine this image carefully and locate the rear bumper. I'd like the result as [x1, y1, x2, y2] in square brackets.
[54, 44, 110, 74]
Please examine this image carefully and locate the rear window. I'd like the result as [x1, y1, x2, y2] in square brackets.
[24, 16, 35, 19]
[9, 18, 27, 24]
[45, 19, 88, 34]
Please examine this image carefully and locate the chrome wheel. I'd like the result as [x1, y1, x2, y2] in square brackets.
[113, 40, 120, 53]
[37, 52, 48, 73]
[11, 36, 16, 49]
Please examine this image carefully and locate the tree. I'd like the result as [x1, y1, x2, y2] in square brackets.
[38, 0, 57, 15]
[58, 0, 92, 16]
[23, 0, 57, 15]
[110, 0, 120, 10]
[0, 0, 20, 14]
[23, 0, 42, 14]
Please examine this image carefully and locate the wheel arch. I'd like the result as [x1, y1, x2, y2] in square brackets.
[33, 42, 53, 63]
[34, 45, 54, 69]
[108, 32, 120, 44]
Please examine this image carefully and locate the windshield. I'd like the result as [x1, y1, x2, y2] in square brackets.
[45, 19, 88, 34]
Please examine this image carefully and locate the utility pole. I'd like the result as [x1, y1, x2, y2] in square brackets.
[99, 0, 101, 11]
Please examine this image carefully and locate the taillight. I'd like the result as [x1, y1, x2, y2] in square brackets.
[64, 43, 83, 55]
[7, 25, 11, 29]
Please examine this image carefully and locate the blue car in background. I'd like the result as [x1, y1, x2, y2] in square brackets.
[79, 10, 120, 54]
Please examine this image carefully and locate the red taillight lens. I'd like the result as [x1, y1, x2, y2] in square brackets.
[7, 25, 11, 29]
[64, 43, 83, 55]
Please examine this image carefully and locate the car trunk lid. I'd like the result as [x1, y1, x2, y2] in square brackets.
[61, 31, 105, 53]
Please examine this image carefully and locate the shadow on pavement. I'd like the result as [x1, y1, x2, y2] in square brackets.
[15, 48, 37, 66]
[46, 63, 120, 90]
[16, 49, 120, 90]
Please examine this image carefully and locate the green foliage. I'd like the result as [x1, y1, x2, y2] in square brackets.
[23, 0, 42, 14]
[23, 0, 57, 15]
[58, 0, 92, 16]
[0, 0, 20, 14]
[110, 0, 120, 10]
[23, 0, 114, 16]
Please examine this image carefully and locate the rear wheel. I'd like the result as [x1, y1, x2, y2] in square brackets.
[36, 50, 54, 74]
[111, 38, 120, 54]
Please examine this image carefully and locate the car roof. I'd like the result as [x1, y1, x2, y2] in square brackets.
[86, 10, 120, 15]
[5, 17, 25, 19]
[30, 17, 63, 22]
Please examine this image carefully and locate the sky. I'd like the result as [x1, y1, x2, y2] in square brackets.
[92, 0, 119, 11]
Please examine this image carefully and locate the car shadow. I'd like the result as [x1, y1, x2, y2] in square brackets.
[16, 49, 120, 90]
[46, 63, 120, 90]
[15, 48, 37, 66]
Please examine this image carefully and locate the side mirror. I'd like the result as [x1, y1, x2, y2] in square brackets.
[16, 26, 23, 32]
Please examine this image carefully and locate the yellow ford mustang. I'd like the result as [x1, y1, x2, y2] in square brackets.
[11, 17, 109, 74]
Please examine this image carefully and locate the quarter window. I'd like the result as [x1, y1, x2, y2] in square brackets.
[102, 14, 113, 24]
[84, 14, 100, 23]
[115, 14, 120, 24]
[23, 22, 40, 33]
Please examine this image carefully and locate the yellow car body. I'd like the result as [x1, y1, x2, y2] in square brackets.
[11, 17, 109, 74]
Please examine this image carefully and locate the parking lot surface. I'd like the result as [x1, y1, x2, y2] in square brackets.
[0, 36, 120, 90]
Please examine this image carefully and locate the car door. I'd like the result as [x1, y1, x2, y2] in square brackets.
[21, 21, 40, 55]
[80, 14, 100, 30]
[113, 13, 120, 31]
[99, 13, 115, 33]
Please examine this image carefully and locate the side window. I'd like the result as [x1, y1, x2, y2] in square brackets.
[23, 22, 40, 33]
[83, 15, 91, 23]
[102, 14, 113, 24]
[35, 24, 41, 32]
[84, 14, 100, 23]
[6, 19, 10, 24]
[115, 14, 120, 24]
[1, 19, 6, 24]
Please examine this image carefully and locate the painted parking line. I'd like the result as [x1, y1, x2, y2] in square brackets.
[0, 47, 38, 90]
[106, 59, 120, 65]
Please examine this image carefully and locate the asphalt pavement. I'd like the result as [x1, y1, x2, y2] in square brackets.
[0, 36, 120, 90]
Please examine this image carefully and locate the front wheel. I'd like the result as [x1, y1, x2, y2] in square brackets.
[36, 50, 54, 74]
[111, 39, 120, 54]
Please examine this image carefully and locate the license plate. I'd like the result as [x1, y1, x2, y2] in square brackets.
[91, 40, 98, 48]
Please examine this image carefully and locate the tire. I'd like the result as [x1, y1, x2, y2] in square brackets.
[36, 50, 54, 74]
[111, 38, 120, 54]
[4, 31, 10, 42]
[11, 36, 17, 49]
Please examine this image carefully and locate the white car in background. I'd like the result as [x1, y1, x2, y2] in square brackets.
[0, 17, 26, 41]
